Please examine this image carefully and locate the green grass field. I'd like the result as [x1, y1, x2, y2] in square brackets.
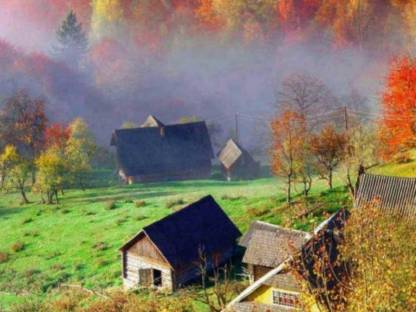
[0, 172, 352, 310]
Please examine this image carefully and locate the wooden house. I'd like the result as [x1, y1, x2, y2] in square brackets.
[218, 139, 260, 181]
[228, 210, 348, 312]
[355, 173, 416, 217]
[111, 115, 214, 184]
[239, 221, 310, 283]
[119, 195, 241, 291]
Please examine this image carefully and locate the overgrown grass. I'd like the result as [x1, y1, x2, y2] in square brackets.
[0, 170, 349, 310]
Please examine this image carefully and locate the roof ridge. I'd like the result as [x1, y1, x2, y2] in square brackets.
[253, 221, 310, 236]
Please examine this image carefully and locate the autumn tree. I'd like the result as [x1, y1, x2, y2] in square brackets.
[271, 110, 308, 203]
[0, 90, 47, 183]
[340, 204, 416, 311]
[33, 147, 66, 204]
[45, 123, 71, 150]
[65, 118, 96, 189]
[55, 10, 88, 66]
[7, 156, 31, 204]
[380, 56, 416, 160]
[278, 73, 335, 128]
[310, 125, 346, 189]
[0, 145, 19, 189]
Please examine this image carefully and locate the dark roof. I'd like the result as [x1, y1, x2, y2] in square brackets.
[111, 117, 214, 177]
[141, 115, 165, 128]
[242, 222, 310, 267]
[355, 174, 416, 217]
[218, 139, 256, 170]
[120, 195, 241, 269]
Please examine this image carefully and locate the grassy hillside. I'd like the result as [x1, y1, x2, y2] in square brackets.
[0, 174, 350, 310]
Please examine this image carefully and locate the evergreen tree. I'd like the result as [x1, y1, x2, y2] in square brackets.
[55, 10, 88, 66]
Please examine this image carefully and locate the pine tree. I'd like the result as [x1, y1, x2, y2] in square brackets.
[55, 10, 88, 66]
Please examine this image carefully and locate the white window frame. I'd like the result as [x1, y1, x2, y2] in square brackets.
[272, 289, 300, 309]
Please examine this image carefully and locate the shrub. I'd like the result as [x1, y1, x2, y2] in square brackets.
[135, 200, 146, 208]
[247, 206, 269, 217]
[165, 198, 185, 209]
[0, 252, 8, 263]
[9, 299, 44, 312]
[124, 199, 134, 203]
[93, 242, 109, 251]
[105, 200, 117, 210]
[221, 194, 245, 201]
[21, 218, 33, 225]
[11, 242, 24, 253]
[135, 214, 147, 221]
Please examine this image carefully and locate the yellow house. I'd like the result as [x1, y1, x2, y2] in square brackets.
[227, 260, 320, 312]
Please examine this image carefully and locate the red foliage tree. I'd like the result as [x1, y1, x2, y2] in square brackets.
[45, 123, 70, 150]
[380, 56, 416, 160]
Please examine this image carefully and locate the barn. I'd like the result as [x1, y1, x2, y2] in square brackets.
[218, 139, 260, 181]
[119, 195, 241, 291]
[111, 115, 214, 183]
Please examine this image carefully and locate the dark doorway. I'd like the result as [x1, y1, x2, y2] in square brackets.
[153, 269, 162, 287]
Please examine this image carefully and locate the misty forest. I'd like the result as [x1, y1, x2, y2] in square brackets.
[1, 1, 416, 312]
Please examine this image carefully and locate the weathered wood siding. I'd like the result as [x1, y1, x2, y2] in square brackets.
[122, 234, 173, 291]
[247, 264, 273, 283]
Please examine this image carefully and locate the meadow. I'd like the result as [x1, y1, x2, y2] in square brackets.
[0, 170, 351, 310]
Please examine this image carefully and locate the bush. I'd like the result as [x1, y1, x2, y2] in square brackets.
[11, 242, 24, 253]
[93, 242, 109, 251]
[21, 217, 33, 225]
[165, 198, 185, 209]
[0, 252, 8, 263]
[105, 200, 117, 210]
[135, 200, 146, 208]
[247, 206, 269, 217]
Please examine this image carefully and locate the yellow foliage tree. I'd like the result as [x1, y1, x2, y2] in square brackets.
[90, 0, 125, 42]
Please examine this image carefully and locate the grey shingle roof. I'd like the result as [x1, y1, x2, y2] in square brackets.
[242, 222, 310, 268]
[355, 174, 416, 217]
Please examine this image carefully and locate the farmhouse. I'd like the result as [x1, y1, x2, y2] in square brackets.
[228, 210, 348, 312]
[218, 139, 260, 181]
[239, 221, 310, 283]
[119, 195, 241, 291]
[355, 173, 416, 217]
[111, 115, 214, 183]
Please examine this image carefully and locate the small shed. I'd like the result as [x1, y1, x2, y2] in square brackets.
[218, 139, 260, 181]
[240, 221, 310, 283]
[119, 195, 241, 291]
[355, 173, 416, 217]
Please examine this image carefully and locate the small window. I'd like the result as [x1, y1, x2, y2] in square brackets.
[153, 269, 162, 287]
[272, 290, 299, 308]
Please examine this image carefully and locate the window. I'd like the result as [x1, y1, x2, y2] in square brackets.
[272, 290, 299, 308]
[153, 269, 162, 287]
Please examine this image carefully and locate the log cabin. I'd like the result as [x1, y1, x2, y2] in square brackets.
[119, 195, 241, 291]
[111, 115, 214, 184]
[218, 139, 260, 181]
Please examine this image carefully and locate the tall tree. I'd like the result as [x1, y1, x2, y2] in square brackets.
[65, 118, 96, 189]
[0, 90, 48, 183]
[310, 125, 346, 189]
[55, 10, 88, 66]
[271, 110, 307, 203]
[380, 56, 416, 160]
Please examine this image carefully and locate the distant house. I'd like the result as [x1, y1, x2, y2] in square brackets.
[218, 139, 260, 181]
[228, 210, 348, 312]
[355, 173, 416, 217]
[239, 221, 310, 283]
[119, 195, 241, 291]
[111, 115, 214, 184]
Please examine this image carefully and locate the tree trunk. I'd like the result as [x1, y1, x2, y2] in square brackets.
[328, 169, 333, 189]
[20, 187, 29, 204]
[287, 174, 292, 204]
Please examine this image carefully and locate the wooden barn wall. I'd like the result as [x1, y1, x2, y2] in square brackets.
[122, 235, 173, 291]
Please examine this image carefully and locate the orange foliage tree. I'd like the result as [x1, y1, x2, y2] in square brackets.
[380, 56, 416, 160]
[271, 110, 307, 203]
